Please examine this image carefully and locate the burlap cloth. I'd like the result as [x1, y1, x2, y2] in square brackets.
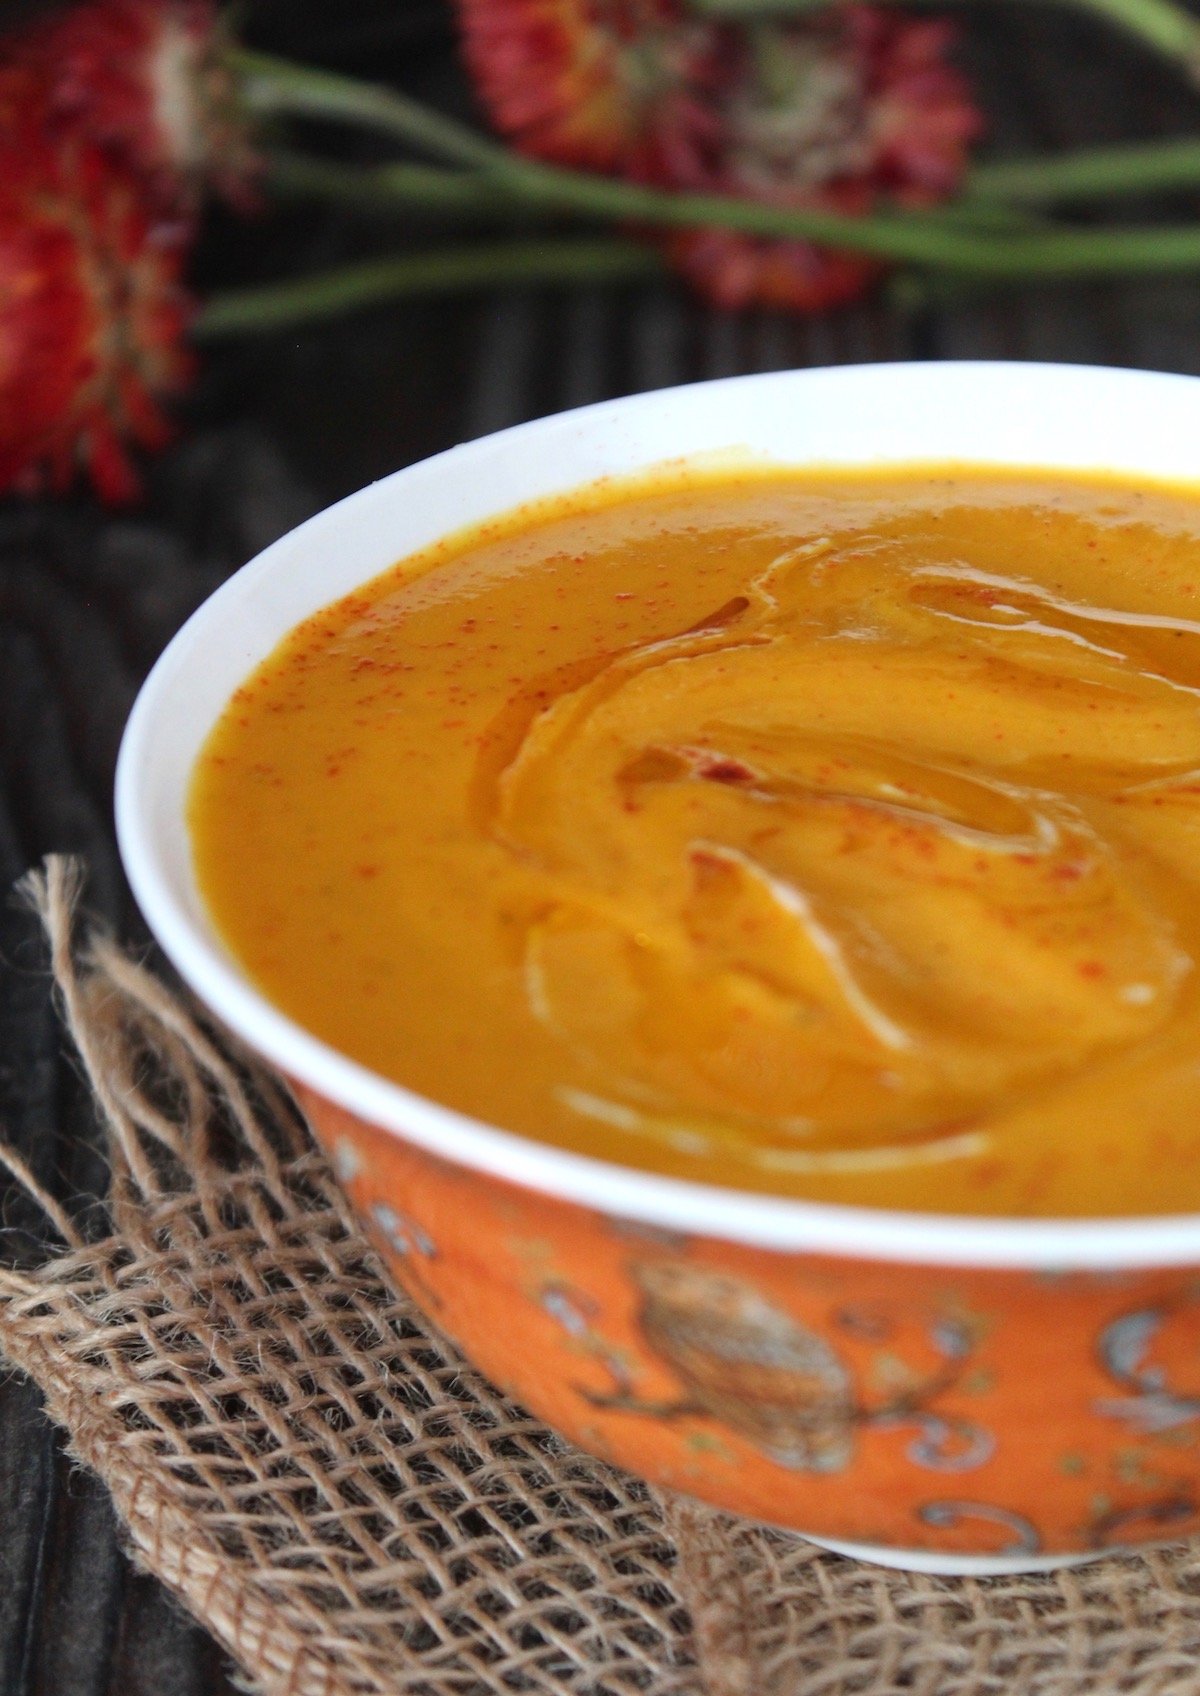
[5, 860, 1200, 1695]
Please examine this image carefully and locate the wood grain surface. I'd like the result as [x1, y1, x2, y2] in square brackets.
[3, 1, 1200, 1688]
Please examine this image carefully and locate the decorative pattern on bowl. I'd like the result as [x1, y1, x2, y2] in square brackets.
[304, 1087, 1200, 1567]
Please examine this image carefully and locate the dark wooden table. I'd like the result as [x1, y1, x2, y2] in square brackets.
[4, 2, 1200, 1690]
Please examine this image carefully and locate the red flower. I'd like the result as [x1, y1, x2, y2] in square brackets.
[10, 0, 255, 212]
[0, 76, 194, 503]
[457, 0, 724, 180]
[456, 0, 982, 312]
[665, 10, 981, 311]
[664, 215, 881, 314]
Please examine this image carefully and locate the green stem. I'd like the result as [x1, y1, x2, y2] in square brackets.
[906, 221, 1200, 276]
[267, 145, 1044, 235]
[237, 52, 1041, 266]
[968, 136, 1200, 203]
[239, 50, 1200, 278]
[239, 50, 1044, 265]
[273, 162, 1200, 277]
[1082, 0, 1200, 72]
[689, 0, 1200, 85]
[273, 154, 1200, 276]
[193, 240, 663, 338]
[236, 47, 504, 169]
[999, 223, 1200, 273]
[265, 150, 525, 218]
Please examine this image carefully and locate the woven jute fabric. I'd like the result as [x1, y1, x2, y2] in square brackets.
[6, 860, 1200, 1696]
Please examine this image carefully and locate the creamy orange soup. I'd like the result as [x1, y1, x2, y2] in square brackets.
[191, 466, 1200, 1217]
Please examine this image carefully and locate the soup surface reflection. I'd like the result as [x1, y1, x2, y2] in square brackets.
[190, 467, 1200, 1216]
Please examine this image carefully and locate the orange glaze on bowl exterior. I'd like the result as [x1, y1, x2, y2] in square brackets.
[299, 1082, 1200, 1565]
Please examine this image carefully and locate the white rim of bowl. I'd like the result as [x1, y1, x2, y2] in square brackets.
[116, 359, 1200, 1271]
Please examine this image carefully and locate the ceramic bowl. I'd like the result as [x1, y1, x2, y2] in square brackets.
[117, 362, 1200, 1575]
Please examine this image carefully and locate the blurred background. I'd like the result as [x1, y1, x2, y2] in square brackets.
[2, 0, 1200, 1689]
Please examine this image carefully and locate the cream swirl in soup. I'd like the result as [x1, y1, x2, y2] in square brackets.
[190, 468, 1200, 1216]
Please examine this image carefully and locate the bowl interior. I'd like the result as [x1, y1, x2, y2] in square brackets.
[116, 361, 1200, 1268]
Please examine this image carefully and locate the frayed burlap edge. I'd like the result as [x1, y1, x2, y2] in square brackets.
[6, 858, 1200, 1696]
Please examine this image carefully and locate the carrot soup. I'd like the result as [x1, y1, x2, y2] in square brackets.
[189, 466, 1200, 1216]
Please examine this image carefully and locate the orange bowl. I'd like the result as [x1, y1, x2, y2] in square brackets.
[117, 363, 1200, 1573]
